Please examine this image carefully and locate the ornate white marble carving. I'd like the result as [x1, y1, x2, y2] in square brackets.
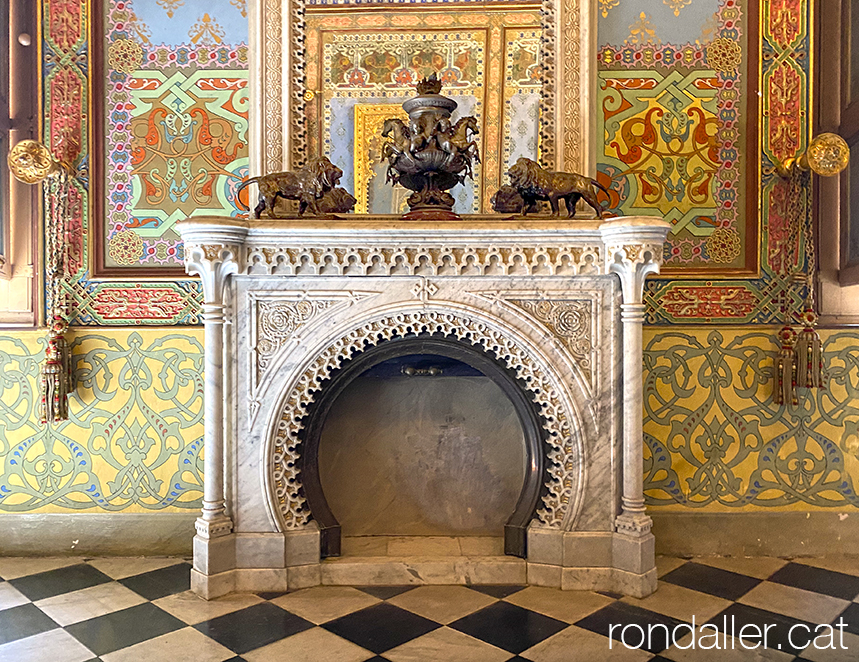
[184, 235, 248, 541]
[244, 244, 603, 277]
[506, 299, 594, 384]
[600, 219, 668, 538]
[268, 309, 580, 530]
[178, 215, 670, 599]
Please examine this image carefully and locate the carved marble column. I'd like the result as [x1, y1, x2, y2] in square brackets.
[180, 221, 249, 590]
[600, 219, 669, 593]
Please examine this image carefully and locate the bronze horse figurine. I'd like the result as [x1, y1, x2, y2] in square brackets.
[435, 116, 480, 178]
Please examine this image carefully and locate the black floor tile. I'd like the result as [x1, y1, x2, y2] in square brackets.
[0, 603, 58, 645]
[195, 602, 313, 654]
[222, 658, 248, 662]
[257, 591, 287, 600]
[8, 563, 113, 602]
[660, 562, 760, 601]
[323, 602, 440, 654]
[770, 563, 859, 601]
[469, 585, 527, 599]
[118, 562, 191, 600]
[708, 603, 814, 656]
[597, 591, 624, 600]
[835, 601, 859, 636]
[450, 601, 568, 654]
[575, 601, 686, 654]
[355, 585, 418, 600]
[65, 602, 184, 656]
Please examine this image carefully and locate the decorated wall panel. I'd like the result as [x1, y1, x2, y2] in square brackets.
[28, 0, 856, 521]
[103, 0, 249, 271]
[598, 0, 813, 324]
[305, 6, 542, 214]
[644, 328, 859, 510]
[39, 0, 247, 326]
[0, 330, 204, 513]
[597, 0, 756, 276]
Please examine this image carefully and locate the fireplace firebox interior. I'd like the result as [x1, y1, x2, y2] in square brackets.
[299, 338, 547, 559]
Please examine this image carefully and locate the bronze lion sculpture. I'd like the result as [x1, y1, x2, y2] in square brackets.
[490, 185, 539, 214]
[236, 157, 346, 218]
[506, 157, 609, 219]
[317, 186, 357, 214]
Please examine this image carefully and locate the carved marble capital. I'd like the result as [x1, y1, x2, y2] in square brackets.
[178, 220, 250, 305]
[600, 218, 671, 305]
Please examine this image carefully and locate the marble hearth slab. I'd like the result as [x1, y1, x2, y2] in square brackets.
[340, 536, 506, 557]
[320, 556, 527, 586]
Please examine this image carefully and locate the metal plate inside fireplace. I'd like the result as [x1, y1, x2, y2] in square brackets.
[297, 337, 548, 559]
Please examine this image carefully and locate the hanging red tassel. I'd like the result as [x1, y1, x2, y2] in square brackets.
[39, 318, 71, 424]
[774, 325, 797, 406]
[795, 309, 824, 389]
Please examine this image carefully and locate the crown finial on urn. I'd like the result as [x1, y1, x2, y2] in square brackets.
[416, 73, 443, 96]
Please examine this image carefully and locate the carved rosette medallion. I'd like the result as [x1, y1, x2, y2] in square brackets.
[507, 299, 593, 383]
[256, 299, 335, 377]
[269, 310, 582, 531]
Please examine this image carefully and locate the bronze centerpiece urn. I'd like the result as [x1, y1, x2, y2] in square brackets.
[381, 74, 480, 219]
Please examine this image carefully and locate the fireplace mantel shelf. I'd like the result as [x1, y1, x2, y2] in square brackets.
[178, 214, 670, 600]
[178, 214, 668, 248]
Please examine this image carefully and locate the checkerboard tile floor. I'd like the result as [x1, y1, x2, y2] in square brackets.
[0, 555, 857, 661]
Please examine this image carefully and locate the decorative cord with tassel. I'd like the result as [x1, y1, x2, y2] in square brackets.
[8, 140, 73, 424]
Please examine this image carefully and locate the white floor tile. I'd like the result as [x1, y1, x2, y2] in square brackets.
[101, 626, 234, 662]
[739, 581, 850, 624]
[86, 557, 187, 580]
[0, 558, 85, 581]
[271, 586, 380, 624]
[153, 589, 264, 625]
[242, 626, 375, 662]
[0, 628, 94, 662]
[384, 626, 510, 662]
[0, 581, 30, 610]
[35, 582, 147, 626]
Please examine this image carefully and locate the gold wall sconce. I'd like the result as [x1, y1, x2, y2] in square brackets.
[8, 139, 74, 424]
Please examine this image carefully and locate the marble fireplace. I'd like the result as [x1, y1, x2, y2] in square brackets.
[178, 215, 670, 599]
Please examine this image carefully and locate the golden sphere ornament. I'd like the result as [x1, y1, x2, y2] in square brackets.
[7, 140, 59, 184]
[804, 132, 850, 177]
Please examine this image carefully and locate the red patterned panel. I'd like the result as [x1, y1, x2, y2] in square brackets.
[660, 286, 759, 318]
[768, 0, 802, 49]
[65, 185, 83, 275]
[47, 0, 83, 54]
[49, 68, 83, 165]
[91, 289, 191, 320]
[768, 62, 802, 163]
[766, 178, 800, 274]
